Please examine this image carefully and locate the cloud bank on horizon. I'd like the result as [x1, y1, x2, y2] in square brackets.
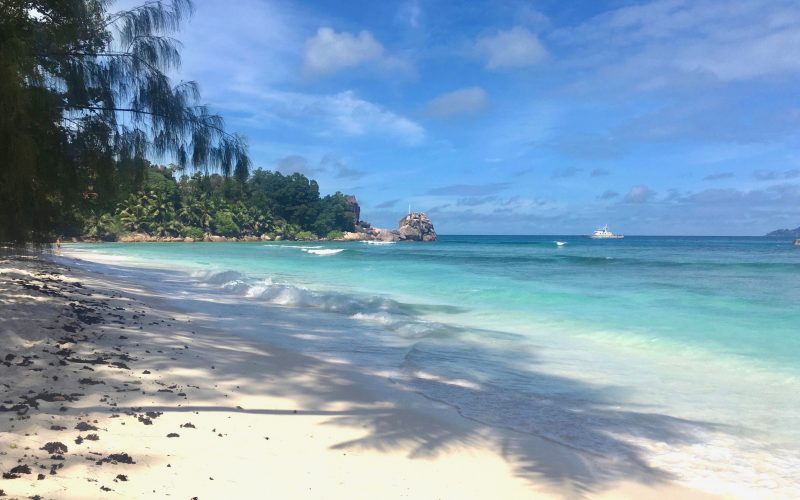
[134, 0, 800, 235]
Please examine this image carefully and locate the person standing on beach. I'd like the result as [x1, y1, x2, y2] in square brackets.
[56, 238, 61, 253]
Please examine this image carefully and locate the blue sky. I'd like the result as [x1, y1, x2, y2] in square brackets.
[121, 0, 800, 235]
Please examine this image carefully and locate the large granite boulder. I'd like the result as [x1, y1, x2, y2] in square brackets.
[118, 233, 151, 242]
[372, 228, 400, 241]
[345, 195, 361, 226]
[397, 212, 437, 241]
[340, 231, 365, 241]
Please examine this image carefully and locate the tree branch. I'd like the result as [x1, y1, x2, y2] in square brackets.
[104, 1, 167, 28]
[60, 104, 237, 141]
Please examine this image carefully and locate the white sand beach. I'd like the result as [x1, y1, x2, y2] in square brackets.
[0, 255, 716, 499]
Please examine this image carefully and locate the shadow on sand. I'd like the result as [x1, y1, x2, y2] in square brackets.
[3, 256, 725, 497]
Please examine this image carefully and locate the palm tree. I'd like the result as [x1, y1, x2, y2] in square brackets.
[117, 193, 153, 233]
[179, 193, 216, 232]
[146, 191, 178, 236]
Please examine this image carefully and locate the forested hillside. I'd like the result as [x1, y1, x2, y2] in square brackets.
[68, 163, 356, 241]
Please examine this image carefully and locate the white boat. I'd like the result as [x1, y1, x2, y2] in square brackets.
[588, 225, 624, 239]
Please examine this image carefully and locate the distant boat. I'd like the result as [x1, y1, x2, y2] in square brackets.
[795, 239, 800, 246]
[555, 241, 567, 246]
[588, 225, 624, 239]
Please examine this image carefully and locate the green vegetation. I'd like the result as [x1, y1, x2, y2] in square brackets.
[66, 164, 356, 241]
[1, 0, 249, 243]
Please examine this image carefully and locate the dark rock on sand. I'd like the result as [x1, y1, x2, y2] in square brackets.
[96, 453, 135, 465]
[78, 378, 105, 385]
[39, 442, 68, 454]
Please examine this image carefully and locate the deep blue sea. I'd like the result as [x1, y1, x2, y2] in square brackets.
[66, 235, 800, 494]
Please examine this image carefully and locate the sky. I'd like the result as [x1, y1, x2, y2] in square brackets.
[117, 0, 800, 235]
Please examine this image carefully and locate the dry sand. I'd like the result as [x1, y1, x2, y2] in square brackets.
[0, 255, 717, 499]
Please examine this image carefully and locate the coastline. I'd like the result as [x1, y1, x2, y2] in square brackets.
[0, 254, 715, 499]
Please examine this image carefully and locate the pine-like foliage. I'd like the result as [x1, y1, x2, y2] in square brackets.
[0, 0, 249, 243]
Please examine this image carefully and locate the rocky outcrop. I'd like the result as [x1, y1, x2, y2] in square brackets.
[118, 233, 150, 243]
[340, 231, 365, 241]
[345, 195, 361, 226]
[397, 212, 437, 241]
[203, 234, 228, 242]
[338, 212, 437, 242]
[118, 233, 189, 243]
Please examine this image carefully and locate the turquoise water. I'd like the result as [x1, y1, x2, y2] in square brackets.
[66, 236, 800, 494]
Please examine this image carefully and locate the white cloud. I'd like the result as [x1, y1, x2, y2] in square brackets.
[425, 87, 488, 118]
[303, 27, 383, 75]
[625, 184, 657, 203]
[675, 27, 800, 81]
[476, 27, 548, 69]
[321, 91, 424, 144]
[252, 90, 424, 145]
[396, 0, 422, 28]
[275, 155, 321, 176]
[558, 0, 800, 86]
[321, 155, 366, 179]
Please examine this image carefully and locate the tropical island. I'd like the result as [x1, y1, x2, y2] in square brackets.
[765, 225, 800, 238]
[51, 161, 437, 243]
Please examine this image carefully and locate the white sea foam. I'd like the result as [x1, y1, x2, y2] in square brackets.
[220, 279, 250, 294]
[362, 240, 396, 245]
[194, 270, 246, 284]
[350, 311, 397, 326]
[302, 248, 344, 256]
[225, 276, 401, 318]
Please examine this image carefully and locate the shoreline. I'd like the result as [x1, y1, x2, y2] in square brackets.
[0, 255, 715, 499]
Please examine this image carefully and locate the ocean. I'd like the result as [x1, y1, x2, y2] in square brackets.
[64, 235, 800, 495]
